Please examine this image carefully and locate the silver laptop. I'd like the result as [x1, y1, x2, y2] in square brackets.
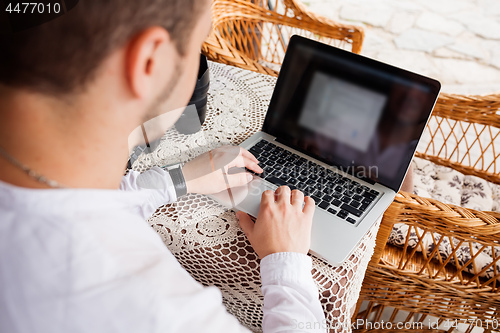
[216, 35, 441, 265]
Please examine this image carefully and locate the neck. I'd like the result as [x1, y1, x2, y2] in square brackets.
[0, 87, 134, 189]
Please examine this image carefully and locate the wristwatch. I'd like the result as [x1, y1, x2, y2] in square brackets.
[161, 163, 187, 198]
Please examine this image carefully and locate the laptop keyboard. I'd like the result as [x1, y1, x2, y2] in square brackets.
[248, 140, 380, 224]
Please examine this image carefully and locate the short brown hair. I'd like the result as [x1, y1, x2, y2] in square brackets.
[0, 0, 207, 95]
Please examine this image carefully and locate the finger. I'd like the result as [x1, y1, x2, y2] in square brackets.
[240, 147, 259, 163]
[227, 154, 262, 172]
[261, 190, 275, 204]
[303, 196, 316, 216]
[225, 169, 253, 188]
[245, 160, 263, 174]
[291, 189, 304, 207]
[224, 154, 246, 171]
[236, 211, 254, 238]
[275, 186, 291, 204]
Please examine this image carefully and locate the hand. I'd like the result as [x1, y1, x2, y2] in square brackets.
[237, 186, 315, 259]
[182, 145, 263, 195]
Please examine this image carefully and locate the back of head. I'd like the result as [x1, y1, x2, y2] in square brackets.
[0, 0, 207, 96]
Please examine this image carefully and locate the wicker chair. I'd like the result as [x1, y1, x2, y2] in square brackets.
[202, 1, 500, 331]
[202, 0, 364, 76]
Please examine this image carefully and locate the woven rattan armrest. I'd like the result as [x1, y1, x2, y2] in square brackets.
[371, 191, 500, 288]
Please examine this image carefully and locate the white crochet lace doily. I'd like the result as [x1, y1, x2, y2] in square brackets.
[133, 62, 381, 332]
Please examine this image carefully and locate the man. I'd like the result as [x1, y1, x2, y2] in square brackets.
[0, 0, 327, 332]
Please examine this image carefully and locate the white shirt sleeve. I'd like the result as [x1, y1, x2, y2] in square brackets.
[261, 253, 327, 333]
[119, 166, 177, 219]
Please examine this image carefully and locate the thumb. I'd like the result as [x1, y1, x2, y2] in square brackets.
[236, 211, 254, 239]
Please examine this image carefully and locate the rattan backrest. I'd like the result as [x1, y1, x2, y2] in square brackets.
[212, 0, 364, 67]
[417, 93, 500, 185]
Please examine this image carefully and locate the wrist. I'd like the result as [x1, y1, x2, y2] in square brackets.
[184, 175, 193, 194]
[180, 165, 194, 194]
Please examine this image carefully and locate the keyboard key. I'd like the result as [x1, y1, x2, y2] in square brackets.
[280, 175, 291, 182]
[261, 151, 271, 157]
[359, 203, 369, 211]
[318, 201, 329, 210]
[346, 217, 356, 224]
[266, 176, 288, 187]
[362, 192, 377, 200]
[332, 192, 342, 199]
[340, 203, 362, 217]
[344, 190, 355, 197]
[331, 199, 342, 207]
[321, 187, 334, 196]
[327, 208, 338, 215]
[311, 195, 322, 203]
[362, 197, 373, 205]
[370, 189, 380, 195]
[353, 194, 363, 202]
[250, 146, 263, 154]
[341, 196, 351, 203]
[350, 200, 361, 208]
[337, 210, 348, 219]
[322, 194, 333, 202]
[306, 179, 316, 185]
[306, 186, 318, 195]
[255, 140, 266, 148]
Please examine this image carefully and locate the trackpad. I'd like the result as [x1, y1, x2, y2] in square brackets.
[209, 177, 272, 217]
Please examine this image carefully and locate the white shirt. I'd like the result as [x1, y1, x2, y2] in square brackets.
[0, 167, 326, 333]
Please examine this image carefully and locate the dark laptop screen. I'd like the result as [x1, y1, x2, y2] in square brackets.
[262, 35, 441, 192]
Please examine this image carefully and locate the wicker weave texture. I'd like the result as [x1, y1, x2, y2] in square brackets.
[202, 0, 364, 77]
[418, 93, 500, 186]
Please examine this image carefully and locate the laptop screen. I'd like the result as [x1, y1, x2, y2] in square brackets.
[262, 35, 441, 192]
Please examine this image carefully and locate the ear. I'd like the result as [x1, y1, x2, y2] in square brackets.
[125, 27, 175, 100]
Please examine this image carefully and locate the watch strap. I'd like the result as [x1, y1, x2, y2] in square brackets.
[167, 166, 187, 198]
